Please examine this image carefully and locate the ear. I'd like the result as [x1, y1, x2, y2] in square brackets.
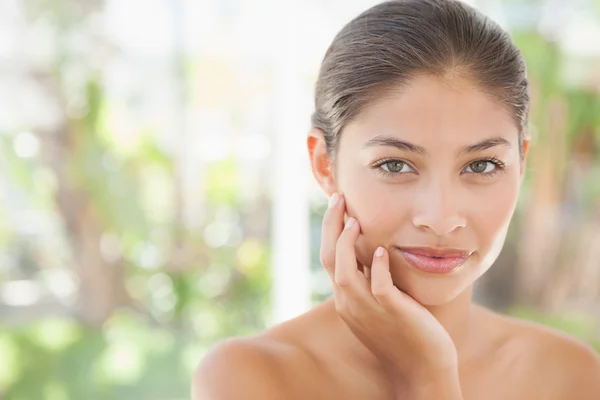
[519, 135, 530, 183]
[307, 128, 336, 196]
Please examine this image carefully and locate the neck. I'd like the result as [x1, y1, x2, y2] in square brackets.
[326, 285, 478, 368]
[423, 285, 475, 359]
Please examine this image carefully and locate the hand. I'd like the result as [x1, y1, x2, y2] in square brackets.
[321, 193, 460, 391]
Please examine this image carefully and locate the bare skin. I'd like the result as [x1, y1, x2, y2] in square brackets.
[195, 299, 600, 399]
[193, 75, 600, 399]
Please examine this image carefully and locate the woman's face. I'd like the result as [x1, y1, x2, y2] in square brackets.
[331, 75, 528, 306]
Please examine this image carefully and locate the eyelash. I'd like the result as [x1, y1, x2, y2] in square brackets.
[463, 156, 507, 178]
[371, 158, 416, 178]
[371, 157, 507, 179]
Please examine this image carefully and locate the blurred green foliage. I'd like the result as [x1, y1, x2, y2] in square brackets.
[0, 315, 192, 399]
[509, 308, 600, 353]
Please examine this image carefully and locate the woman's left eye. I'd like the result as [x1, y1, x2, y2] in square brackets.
[463, 160, 500, 174]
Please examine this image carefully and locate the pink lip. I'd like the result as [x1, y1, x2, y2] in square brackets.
[397, 247, 472, 274]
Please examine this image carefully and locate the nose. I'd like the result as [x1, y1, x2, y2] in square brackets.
[412, 180, 467, 237]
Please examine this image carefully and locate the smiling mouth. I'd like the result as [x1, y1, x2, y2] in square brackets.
[395, 246, 473, 274]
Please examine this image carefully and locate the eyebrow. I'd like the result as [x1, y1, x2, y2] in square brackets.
[364, 135, 511, 156]
[364, 135, 427, 155]
[458, 137, 512, 156]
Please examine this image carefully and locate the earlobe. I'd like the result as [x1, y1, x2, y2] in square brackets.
[522, 136, 531, 158]
[520, 136, 531, 181]
[307, 128, 336, 196]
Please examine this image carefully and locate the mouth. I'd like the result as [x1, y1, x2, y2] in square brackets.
[395, 246, 473, 274]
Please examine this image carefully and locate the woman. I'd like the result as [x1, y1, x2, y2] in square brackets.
[194, 0, 600, 398]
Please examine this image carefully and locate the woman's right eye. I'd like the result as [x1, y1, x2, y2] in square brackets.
[375, 160, 415, 175]
[382, 161, 407, 173]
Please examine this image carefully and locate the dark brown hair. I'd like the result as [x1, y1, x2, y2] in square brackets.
[311, 0, 529, 158]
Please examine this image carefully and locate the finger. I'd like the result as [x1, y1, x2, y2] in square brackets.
[370, 246, 405, 308]
[334, 217, 372, 297]
[364, 264, 371, 281]
[320, 192, 345, 280]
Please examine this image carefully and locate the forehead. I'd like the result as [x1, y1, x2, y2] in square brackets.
[343, 74, 519, 149]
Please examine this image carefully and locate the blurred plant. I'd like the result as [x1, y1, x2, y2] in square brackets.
[0, 0, 272, 398]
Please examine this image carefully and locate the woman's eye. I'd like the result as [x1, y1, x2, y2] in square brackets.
[465, 161, 495, 174]
[381, 160, 411, 173]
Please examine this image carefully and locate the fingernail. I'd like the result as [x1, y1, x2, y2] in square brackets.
[328, 193, 339, 208]
[344, 217, 356, 230]
[375, 246, 384, 257]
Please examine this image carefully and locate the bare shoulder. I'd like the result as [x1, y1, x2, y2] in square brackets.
[192, 306, 330, 400]
[192, 334, 292, 400]
[484, 308, 600, 399]
[523, 322, 600, 399]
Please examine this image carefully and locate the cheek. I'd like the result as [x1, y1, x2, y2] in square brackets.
[339, 169, 411, 262]
[471, 176, 520, 249]
[340, 169, 403, 231]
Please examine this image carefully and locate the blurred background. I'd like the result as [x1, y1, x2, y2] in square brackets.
[0, 0, 599, 398]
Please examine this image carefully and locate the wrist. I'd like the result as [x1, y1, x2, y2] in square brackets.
[395, 368, 463, 400]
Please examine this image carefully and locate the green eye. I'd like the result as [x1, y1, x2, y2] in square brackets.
[463, 157, 507, 177]
[382, 161, 407, 173]
[372, 158, 416, 177]
[468, 161, 492, 173]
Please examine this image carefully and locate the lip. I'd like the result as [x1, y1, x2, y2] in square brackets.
[395, 246, 472, 274]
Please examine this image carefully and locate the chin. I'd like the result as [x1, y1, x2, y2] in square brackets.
[399, 281, 470, 307]
[356, 244, 482, 307]
[389, 258, 479, 307]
